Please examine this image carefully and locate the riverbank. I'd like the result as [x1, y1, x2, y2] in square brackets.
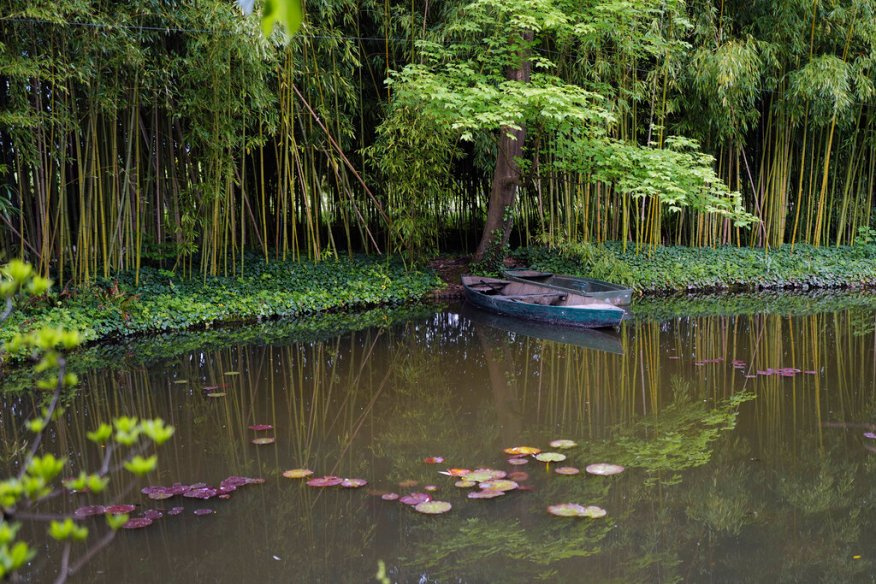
[1, 256, 440, 361]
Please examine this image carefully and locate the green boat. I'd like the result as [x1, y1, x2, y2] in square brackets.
[461, 275, 625, 329]
[502, 269, 633, 306]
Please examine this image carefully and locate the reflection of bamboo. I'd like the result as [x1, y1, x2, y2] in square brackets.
[476, 326, 522, 443]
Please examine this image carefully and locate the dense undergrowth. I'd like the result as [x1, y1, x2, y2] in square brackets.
[1, 256, 440, 360]
[519, 243, 876, 294]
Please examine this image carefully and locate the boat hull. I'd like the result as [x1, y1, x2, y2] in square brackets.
[503, 269, 633, 306]
[462, 276, 624, 329]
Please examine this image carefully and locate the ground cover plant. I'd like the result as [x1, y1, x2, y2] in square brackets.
[0, 256, 439, 361]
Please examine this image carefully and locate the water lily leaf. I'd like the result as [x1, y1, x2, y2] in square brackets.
[122, 517, 152, 529]
[414, 500, 451, 514]
[251, 437, 275, 445]
[507, 458, 529, 466]
[508, 471, 529, 482]
[183, 487, 217, 500]
[141, 509, 164, 520]
[167, 507, 184, 516]
[399, 493, 431, 506]
[224, 371, 240, 376]
[206, 392, 226, 398]
[438, 468, 470, 477]
[306, 476, 343, 487]
[454, 480, 477, 488]
[549, 439, 577, 449]
[105, 504, 136, 514]
[193, 509, 214, 516]
[585, 463, 625, 476]
[147, 491, 174, 500]
[73, 505, 106, 519]
[555, 466, 580, 475]
[248, 424, 273, 431]
[423, 456, 444, 464]
[582, 505, 607, 518]
[424, 485, 438, 492]
[282, 469, 314, 479]
[398, 479, 418, 488]
[468, 489, 504, 499]
[478, 480, 518, 492]
[340, 478, 368, 488]
[504, 446, 541, 456]
[534, 452, 566, 463]
[462, 471, 493, 482]
[864, 432, 876, 440]
[381, 493, 399, 501]
[547, 503, 587, 517]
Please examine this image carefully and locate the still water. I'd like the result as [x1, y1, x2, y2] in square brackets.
[5, 297, 876, 583]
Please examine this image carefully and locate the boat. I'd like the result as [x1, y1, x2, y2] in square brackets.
[461, 275, 625, 329]
[460, 304, 624, 354]
[502, 269, 633, 306]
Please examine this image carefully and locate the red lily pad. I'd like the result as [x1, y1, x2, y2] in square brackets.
[220, 476, 261, 489]
[147, 491, 174, 501]
[340, 478, 368, 488]
[414, 500, 451, 514]
[282, 469, 314, 479]
[248, 424, 273, 431]
[306, 476, 343, 488]
[193, 508, 214, 516]
[423, 456, 444, 464]
[507, 458, 529, 466]
[106, 504, 137, 514]
[438, 469, 470, 477]
[399, 493, 431, 506]
[141, 509, 164, 520]
[183, 487, 217, 500]
[122, 517, 152, 529]
[73, 505, 106, 519]
[468, 489, 504, 499]
[251, 437, 275, 445]
[585, 463, 625, 476]
[381, 493, 400, 501]
[555, 466, 580, 475]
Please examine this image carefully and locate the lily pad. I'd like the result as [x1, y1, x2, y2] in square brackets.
[865, 432, 876, 440]
[122, 517, 153, 529]
[507, 458, 529, 466]
[547, 503, 587, 517]
[141, 509, 164, 520]
[468, 489, 504, 499]
[424, 485, 438, 492]
[340, 478, 368, 488]
[508, 471, 529, 482]
[423, 456, 444, 464]
[414, 500, 451, 514]
[549, 439, 577, 449]
[193, 508, 214, 516]
[248, 424, 273, 431]
[399, 493, 431, 506]
[147, 491, 174, 501]
[478, 480, 518, 492]
[282, 469, 314, 479]
[251, 437, 275, 445]
[220, 476, 262, 489]
[585, 463, 625, 476]
[504, 446, 541, 456]
[555, 466, 580, 475]
[105, 504, 137, 514]
[307, 476, 343, 488]
[534, 452, 566, 463]
[438, 468, 470, 477]
[73, 505, 106, 519]
[224, 371, 240, 376]
[454, 480, 477, 488]
[582, 505, 607, 518]
[398, 479, 419, 488]
[167, 507, 184, 516]
[381, 493, 399, 501]
[206, 392, 226, 398]
[183, 487, 218, 500]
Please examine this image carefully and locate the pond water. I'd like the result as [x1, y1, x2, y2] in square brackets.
[5, 296, 876, 583]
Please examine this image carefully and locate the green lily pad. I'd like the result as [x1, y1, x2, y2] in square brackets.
[585, 463, 624, 476]
[547, 503, 587, 517]
[462, 471, 494, 482]
[414, 500, 451, 514]
[582, 505, 607, 518]
[478, 480, 518, 492]
[251, 437, 275, 445]
[282, 469, 313, 479]
[454, 480, 477, 488]
[549, 439, 577, 449]
[534, 452, 566, 463]
[468, 489, 504, 499]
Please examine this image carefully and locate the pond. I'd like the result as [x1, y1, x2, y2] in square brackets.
[5, 294, 876, 583]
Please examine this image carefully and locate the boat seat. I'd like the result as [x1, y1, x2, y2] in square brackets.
[505, 293, 567, 305]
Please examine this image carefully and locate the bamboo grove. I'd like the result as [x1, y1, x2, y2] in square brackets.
[1, 0, 875, 283]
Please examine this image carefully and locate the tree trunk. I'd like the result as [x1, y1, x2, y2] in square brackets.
[474, 31, 533, 262]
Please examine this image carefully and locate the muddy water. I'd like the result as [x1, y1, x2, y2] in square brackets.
[5, 297, 876, 583]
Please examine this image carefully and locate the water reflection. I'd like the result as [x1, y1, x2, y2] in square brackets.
[2, 299, 876, 582]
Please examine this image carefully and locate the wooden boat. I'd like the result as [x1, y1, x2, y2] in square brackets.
[461, 275, 625, 329]
[460, 304, 623, 354]
[502, 269, 633, 306]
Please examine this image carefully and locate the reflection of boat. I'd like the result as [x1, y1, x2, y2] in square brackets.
[461, 304, 623, 354]
[462, 275, 625, 329]
[503, 269, 633, 306]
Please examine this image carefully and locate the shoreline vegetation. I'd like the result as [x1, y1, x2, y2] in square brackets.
[3, 243, 876, 369]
